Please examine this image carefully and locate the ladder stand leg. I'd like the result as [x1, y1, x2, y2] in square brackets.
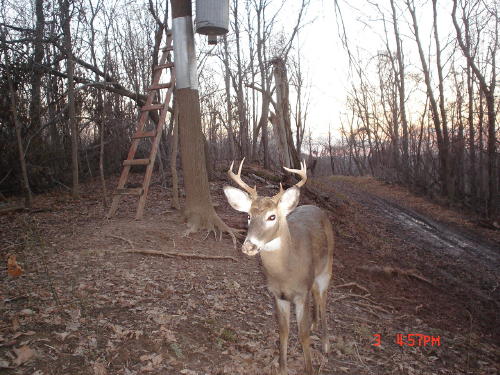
[107, 30, 175, 219]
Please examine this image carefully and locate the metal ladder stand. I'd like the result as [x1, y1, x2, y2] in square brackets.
[106, 30, 175, 220]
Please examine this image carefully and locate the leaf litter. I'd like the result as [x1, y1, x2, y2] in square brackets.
[0, 174, 498, 374]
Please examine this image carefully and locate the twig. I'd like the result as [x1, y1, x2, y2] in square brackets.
[107, 234, 135, 249]
[126, 249, 238, 262]
[350, 301, 391, 315]
[331, 295, 351, 302]
[353, 342, 366, 367]
[335, 282, 370, 294]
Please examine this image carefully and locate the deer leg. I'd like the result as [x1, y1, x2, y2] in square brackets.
[275, 297, 290, 375]
[295, 295, 313, 375]
[319, 289, 330, 353]
[315, 269, 331, 353]
[311, 283, 321, 331]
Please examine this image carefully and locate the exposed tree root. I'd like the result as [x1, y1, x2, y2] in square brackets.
[126, 249, 237, 262]
[183, 207, 238, 248]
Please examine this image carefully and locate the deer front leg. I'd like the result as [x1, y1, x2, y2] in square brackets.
[275, 297, 290, 375]
[295, 295, 313, 375]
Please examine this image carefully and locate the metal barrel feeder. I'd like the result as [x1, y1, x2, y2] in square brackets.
[195, 0, 229, 44]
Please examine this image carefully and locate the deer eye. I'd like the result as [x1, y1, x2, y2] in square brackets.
[247, 215, 251, 221]
[267, 215, 276, 221]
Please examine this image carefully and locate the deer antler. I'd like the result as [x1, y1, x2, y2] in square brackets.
[283, 160, 307, 188]
[228, 158, 257, 197]
[272, 182, 285, 202]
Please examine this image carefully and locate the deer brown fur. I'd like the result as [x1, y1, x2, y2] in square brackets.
[223, 160, 334, 375]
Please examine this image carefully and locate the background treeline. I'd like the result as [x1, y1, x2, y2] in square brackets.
[0, 0, 498, 219]
[325, 0, 498, 219]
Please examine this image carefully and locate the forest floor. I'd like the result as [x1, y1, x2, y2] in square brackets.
[1, 168, 499, 375]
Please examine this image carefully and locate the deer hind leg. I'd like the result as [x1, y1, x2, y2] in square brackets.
[275, 297, 290, 375]
[311, 283, 321, 331]
[295, 295, 313, 375]
[314, 271, 331, 353]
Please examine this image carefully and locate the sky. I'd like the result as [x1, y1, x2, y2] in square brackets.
[296, 0, 351, 140]
[279, 0, 462, 142]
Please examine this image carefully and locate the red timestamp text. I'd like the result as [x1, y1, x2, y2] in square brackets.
[372, 333, 441, 347]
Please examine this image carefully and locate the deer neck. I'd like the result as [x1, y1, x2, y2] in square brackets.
[259, 217, 292, 277]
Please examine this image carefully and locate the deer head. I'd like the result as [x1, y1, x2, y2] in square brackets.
[223, 158, 307, 256]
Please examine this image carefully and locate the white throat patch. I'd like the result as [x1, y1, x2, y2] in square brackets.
[261, 237, 282, 252]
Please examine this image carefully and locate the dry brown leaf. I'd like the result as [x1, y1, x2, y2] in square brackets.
[7, 255, 23, 277]
[139, 354, 154, 362]
[12, 317, 20, 332]
[13, 345, 35, 366]
[93, 361, 108, 375]
[55, 331, 71, 341]
[151, 354, 163, 366]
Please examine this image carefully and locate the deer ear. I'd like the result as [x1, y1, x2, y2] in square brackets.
[278, 186, 300, 215]
[223, 186, 252, 213]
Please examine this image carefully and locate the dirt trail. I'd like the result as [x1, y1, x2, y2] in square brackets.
[327, 177, 499, 309]
[1, 174, 499, 375]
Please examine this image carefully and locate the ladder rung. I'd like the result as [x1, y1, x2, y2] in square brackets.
[141, 104, 164, 111]
[162, 46, 174, 52]
[154, 63, 174, 71]
[114, 188, 143, 196]
[148, 83, 171, 90]
[133, 131, 156, 139]
[123, 159, 150, 166]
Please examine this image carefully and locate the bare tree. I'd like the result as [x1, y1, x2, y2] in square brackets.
[452, 0, 498, 218]
[58, 0, 79, 198]
[170, 0, 235, 240]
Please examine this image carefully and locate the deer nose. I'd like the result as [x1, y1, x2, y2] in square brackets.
[242, 239, 260, 256]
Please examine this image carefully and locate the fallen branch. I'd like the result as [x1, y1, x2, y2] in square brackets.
[126, 249, 238, 262]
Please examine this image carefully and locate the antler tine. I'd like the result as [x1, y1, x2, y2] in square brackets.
[271, 182, 285, 202]
[283, 160, 307, 188]
[228, 157, 257, 197]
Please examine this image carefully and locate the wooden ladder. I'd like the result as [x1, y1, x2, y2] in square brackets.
[106, 30, 175, 220]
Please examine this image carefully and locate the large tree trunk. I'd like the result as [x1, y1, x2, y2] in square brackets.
[389, 0, 410, 183]
[466, 36, 476, 202]
[171, 0, 235, 241]
[222, 35, 235, 160]
[232, 0, 249, 158]
[170, 104, 180, 210]
[255, 4, 270, 169]
[30, 0, 44, 135]
[59, 0, 79, 198]
[271, 57, 300, 169]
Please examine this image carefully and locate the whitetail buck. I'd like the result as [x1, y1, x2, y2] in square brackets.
[223, 159, 334, 375]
